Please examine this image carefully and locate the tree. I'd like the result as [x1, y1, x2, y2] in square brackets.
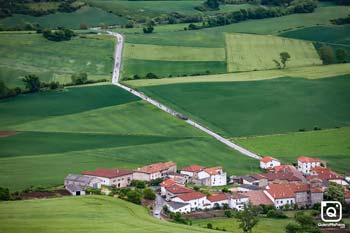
[235, 202, 260, 233]
[325, 182, 345, 203]
[336, 49, 347, 63]
[285, 222, 301, 233]
[319, 45, 335, 64]
[127, 190, 142, 204]
[131, 180, 146, 189]
[80, 23, 88, 30]
[205, 0, 220, 10]
[0, 80, 9, 98]
[71, 73, 88, 85]
[280, 52, 291, 69]
[143, 24, 154, 34]
[143, 188, 156, 200]
[22, 74, 41, 93]
[0, 187, 10, 201]
[100, 22, 108, 29]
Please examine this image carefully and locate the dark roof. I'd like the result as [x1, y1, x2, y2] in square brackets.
[241, 176, 257, 183]
[83, 168, 132, 178]
[65, 174, 96, 184]
[239, 184, 262, 190]
[167, 201, 190, 210]
[65, 184, 85, 193]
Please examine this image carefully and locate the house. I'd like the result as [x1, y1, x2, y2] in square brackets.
[160, 178, 183, 197]
[167, 172, 188, 184]
[345, 174, 350, 183]
[180, 165, 205, 178]
[64, 174, 102, 196]
[308, 166, 347, 187]
[164, 184, 193, 201]
[229, 193, 249, 210]
[345, 191, 350, 204]
[244, 190, 273, 206]
[83, 168, 133, 187]
[260, 156, 281, 169]
[297, 156, 323, 175]
[133, 161, 177, 181]
[166, 201, 191, 213]
[207, 193, 229, 209]
[195, 166, 227, 186]
[264, 183, 296, 209]
[236, 184, 262, 193]
[171, 191, 207, 210]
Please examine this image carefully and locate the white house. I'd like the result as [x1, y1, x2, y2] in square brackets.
[229, 193, 249, 210]
[196, 167, 227, 187]
[309, 166, 347, 187]
[264, 184, 295, 209]
[133, 161, 177, 181]
[166, 202, 191, 214]
[164, 184, 193, 201]
[171, 191, 208, 210]
[180, 164, 205, 178]
[345, 174, 350, 183]
[64, 174, 102, 196]
[260, 156, 281, 169]
[82, 168, 133, 187]
[207, 193, 229, 209]
[297, 156, 323, 175]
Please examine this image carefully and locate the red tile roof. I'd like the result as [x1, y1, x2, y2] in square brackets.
[135, 161, 176, 174]
[345, 191, 350, 199]
[244, 190, 273, 205]
[298, 156, 322, 163]
[261, 156, 279, 163]
[160, 178, 176, 188]
[204, 166, 223, 175]
[231, 193, 249, 199]
[181, 165, 205, 173]
[177, 191, 207, 201]
[83, 168, 132, 178]
[208, 193, 229, 202]
[266, 183, 310, 199]
[309, 166, 343, 180]
[311, 187, 324, 193]
[273, 165, 296, 173]
[166, 184, 193, 194]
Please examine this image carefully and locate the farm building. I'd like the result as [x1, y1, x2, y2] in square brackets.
[194, 166, 227, 186]
[180, 164, 205, 178]
[83, 168, 133, 188]
[171, 191, 208, 210]
[166, 202, 191, 214]
[260, 156, 281, 169]
[133, 161, 177, 181]
[297, 156, 323, 175]
[64, 174, 102, 196]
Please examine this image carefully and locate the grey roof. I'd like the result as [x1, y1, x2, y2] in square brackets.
[167, 201, 190, 210]
[238, 184, 262, 190]
[65, 174, 95, 185]
[241, 176, 257, 183]
[66, 184, 85, 193]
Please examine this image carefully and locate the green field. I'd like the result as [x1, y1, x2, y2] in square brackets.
[0, 32, 115, 88]
[0, 84, 259, 191]
[0, 6, 127, 29]
[234, 127, 350, 174]
[193, 217, 293, 233]
[0, 196, 213, 233]
[226, 33, 322, 72]
[138, 76, 350, 138]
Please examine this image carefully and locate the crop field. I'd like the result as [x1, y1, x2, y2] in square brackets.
[0, 32, 114, 88]
[0, 6, 127, 29]
[0, 85, 259, 191]
[0, 196, 213, 233]
[280, 25, 350, 45]
[226, 33, 322, 72]
[122, 43, 226, 78]
[138, 75, 350, 138]
[234, 127, 350, 174]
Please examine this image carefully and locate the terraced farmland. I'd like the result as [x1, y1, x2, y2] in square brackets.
[0, 32, 114, 88]
[225, 33, 322, 72]
[0, 196, 213, 233]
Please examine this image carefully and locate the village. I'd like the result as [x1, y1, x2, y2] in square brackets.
[64, 156, 350, 216]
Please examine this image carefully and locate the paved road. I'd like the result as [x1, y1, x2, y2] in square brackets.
[106, 31, 262, 160]
[153, 194, 165, 219]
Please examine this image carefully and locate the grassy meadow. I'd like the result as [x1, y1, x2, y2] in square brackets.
[0, 32, 115, 88]
[0, 84, 259, 191]
[0, 196, 214, 233]
[233, 127, 350, 174]
[225, 33, 322, 72]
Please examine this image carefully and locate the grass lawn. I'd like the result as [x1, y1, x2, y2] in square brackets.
[0, 6, 127, 29]
[225, 33, 321, 72]
[233, 127, 350, 174]
[0, 32, 114, 88]
[0, 84, 260, 191]
[192, 217, 293, 233]
[124, 63, 350, 87]
[138, 76, 350, 138]
[0, 196, 213, 233]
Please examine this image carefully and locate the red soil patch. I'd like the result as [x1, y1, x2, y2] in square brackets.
[0, 131, 17, 138]
[20, 189, 71, 199]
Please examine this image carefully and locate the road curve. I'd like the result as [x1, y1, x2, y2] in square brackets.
[106, 30, 261, 160]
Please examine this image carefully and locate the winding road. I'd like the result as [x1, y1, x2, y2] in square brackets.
[106, 31, 261, 160]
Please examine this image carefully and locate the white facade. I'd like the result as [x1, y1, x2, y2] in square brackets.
[229, 197, 249, 210]
[298, 160, 321, 175]
[85, 174, 132, 188]
[180, 171, 195, 177]
[172, 196, 207, 210]
[260, 159, 281, 169]
[166, 203, 191, 213]
[264, 190, 295, 209]
[345, 175, 350, 183]
[196, 169, 227, 187]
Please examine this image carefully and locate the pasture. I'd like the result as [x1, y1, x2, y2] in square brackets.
[0, 85, 259, 191]
[0, 196, 213, 233]
[0, 6, 127, 29]
[225, 33, 322, 72]
[234, 127, 350, 174]
[138, 75, 350, 138]
[0, 32, 114, 88]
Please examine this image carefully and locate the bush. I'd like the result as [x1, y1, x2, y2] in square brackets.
[131, 180, 146, 189]
[42, 28, 76, 42]
[224, 210, 233, 218]
[145, 73, 158, 79]
[143, 188, 156, 200]
[85, 188, 101, 195]
[207, 223, 213, 229]
[149, 178, 163, 186]
[267, 209, 288, 219]
[0, 187, 10, 201]
[127, 190, 142, 204]
[71, 73, 88, 85]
